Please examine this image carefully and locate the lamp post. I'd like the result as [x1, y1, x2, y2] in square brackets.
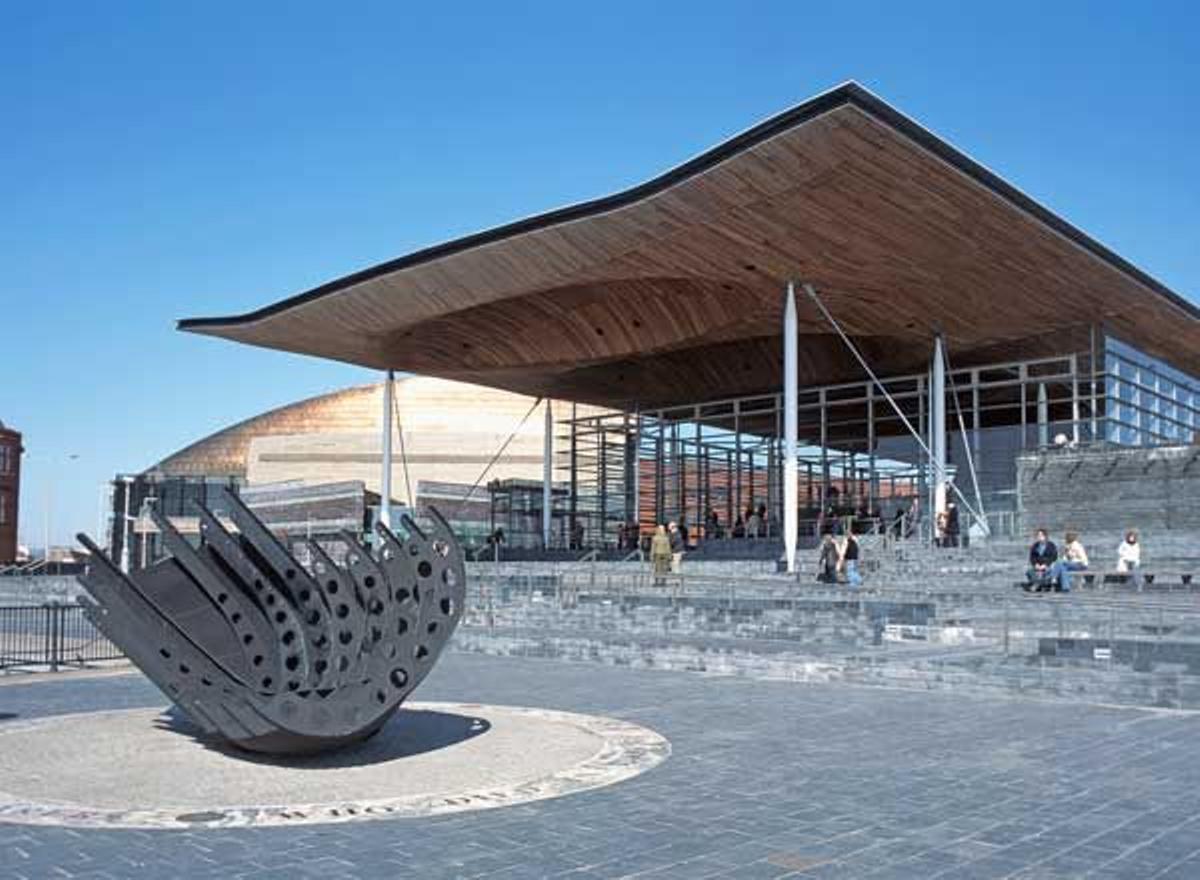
[97, 481, 111, 554]
[29, 452, 79, 572]
[119, 475, 134, 574]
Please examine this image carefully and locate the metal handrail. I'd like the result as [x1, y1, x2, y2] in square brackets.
[0, 603, 124, 670]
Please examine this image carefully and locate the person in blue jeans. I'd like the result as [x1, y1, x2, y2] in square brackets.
[1049, 531, 1089, 592]
[841, 533, 863, 587]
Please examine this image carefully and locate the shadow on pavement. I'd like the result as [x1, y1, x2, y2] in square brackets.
[155, 706, 491, 768]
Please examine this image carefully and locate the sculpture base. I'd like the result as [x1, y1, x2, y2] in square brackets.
[0, 702, 669, 829]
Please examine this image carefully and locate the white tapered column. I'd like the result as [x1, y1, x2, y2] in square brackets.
[543, 399, 553, 548]
[380, 370, 394, 530]
[1037, 382, 1049, 447]
[930, 336, 947, 536]
[784, 282, 799, 574]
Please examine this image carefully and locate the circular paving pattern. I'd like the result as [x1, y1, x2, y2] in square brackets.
[0, 702, 669, 829]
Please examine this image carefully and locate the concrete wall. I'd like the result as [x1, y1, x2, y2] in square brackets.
[1017, 444, 1200, 537]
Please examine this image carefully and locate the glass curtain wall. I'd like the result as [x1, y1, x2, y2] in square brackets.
[556, 336, 1199, 549]
[1103, 337, 1200, 446]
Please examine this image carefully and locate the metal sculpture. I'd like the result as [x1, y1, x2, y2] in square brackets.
[75, 489, 465, 755]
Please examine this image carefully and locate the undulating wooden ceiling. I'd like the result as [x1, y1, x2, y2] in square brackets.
[180, 83, 1199, 409]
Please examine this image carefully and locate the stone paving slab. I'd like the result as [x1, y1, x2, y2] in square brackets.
[3, 656, 1200, 878]
[0, 702, 667, 829]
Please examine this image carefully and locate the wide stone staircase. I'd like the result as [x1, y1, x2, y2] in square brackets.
[454, 530, 1200, 711]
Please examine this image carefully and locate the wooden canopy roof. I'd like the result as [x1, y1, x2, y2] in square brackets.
[180, 83, 1199, 409]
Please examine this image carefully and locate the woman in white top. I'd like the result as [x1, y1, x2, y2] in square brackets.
[1117, 530, 1143, 591]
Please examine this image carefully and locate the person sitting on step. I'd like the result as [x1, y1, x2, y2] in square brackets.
[1049, 531, 1089, 592]
[1025, 528, 1058, 592]
[1117, 529, 1143, 591]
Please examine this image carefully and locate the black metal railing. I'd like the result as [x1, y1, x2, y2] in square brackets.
[0, 604, 124, 671]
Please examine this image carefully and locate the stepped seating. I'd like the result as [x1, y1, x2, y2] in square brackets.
[455, 528, 1200, 711]
[686, 537, 787, 561]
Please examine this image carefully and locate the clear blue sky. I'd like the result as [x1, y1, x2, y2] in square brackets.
[2, 1, 1197, 549]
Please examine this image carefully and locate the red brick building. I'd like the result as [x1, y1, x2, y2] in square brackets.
[0, 421, 22, 564]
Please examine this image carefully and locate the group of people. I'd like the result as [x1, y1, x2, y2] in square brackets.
[817, 532, 863, 587]
[711, 504, 771, 540]
[1025, 528, 1143, 592]
[649, 521, 689, 584]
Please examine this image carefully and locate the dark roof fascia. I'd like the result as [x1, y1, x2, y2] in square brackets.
[179, 82, 1197, 332]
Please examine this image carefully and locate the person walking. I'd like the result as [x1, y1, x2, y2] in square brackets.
[944, 502, 960, 548]
[817, 534, 839, 584]
[840, 533, 863, 587]
[746, 508, 762, 539]
[650, 525, 672, 587]
[705, 507, 721, 540]
[1117, 530, 1143, 591]
[668, 521, 685, 574]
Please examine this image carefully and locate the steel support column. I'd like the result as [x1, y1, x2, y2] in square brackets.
[1070, 354, 1081, 444]
[1037, 382, 1049, 447]
[734, 403, 742, 517]
[633, 406, 642, 531]
[569, 403, 578, 539]
[543, 399, 553, 548]
[381, 369, 396, 528]
[930, 336, 947, 539]
[784, 282, 799, 574]
[867, 381, 876, 513]
[971, 370, 982, 488]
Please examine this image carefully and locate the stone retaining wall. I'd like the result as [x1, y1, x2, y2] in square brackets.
[1017, 444, 1200, 536]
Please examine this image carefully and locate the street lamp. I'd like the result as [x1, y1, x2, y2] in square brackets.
[137, 493, 158, 570]
[24, 451, 80, 572]
[119, 475, 134, 574]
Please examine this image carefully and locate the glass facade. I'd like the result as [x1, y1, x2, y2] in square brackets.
[559, 335, 1200, 547]
[1104, 338, 1200, 446]
[108, 474, 243, 571]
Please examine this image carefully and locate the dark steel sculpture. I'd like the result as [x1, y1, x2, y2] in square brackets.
[75, 489, 465, 755]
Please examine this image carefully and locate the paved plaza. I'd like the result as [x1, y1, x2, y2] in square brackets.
[3, 654, 1200, 879]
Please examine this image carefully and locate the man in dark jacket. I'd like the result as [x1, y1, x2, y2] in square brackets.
[1025, 529, 1058, 591]
[668, 521, 685, 574]
[817, 535, 838, 583]
[944, 502, 961, 548]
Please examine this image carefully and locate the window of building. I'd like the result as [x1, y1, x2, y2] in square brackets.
[0, 490, 8, 525]
[0, 444, 9, 475]
[1104, 338, 1200, 446]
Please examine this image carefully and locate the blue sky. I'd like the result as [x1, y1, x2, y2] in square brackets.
[2, 1, 1197, 548]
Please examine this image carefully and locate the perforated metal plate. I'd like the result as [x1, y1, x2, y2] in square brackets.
[76, 489, 465, 755]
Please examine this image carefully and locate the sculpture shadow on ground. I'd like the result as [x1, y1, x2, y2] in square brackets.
[155, 706, 491, 769]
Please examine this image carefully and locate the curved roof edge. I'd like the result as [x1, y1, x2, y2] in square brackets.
[179, 81, 1197, 333]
